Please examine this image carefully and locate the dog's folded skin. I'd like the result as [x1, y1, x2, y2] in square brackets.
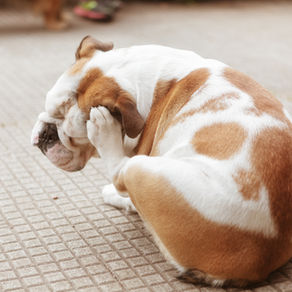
[31, 36, 292, 287]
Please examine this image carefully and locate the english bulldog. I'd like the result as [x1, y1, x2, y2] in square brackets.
[31, 36, 292, 287]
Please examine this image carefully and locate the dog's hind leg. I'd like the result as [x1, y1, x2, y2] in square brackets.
[112, 155, 260, 288]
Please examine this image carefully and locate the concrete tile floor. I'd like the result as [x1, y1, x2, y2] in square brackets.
[0, 1, 292, 291]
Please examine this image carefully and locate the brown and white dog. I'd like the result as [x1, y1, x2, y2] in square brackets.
[31, 36, 292, 287]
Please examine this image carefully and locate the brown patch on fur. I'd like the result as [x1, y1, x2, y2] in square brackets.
[77, 68, 103, 104]
[136, 79, 176, 155]
[136, 68, 210, 155]
[200, 92, 239, 112]
[153, 80, 178, 105]
[172, 92, 240, 126]
[233, 169, 261, 200]
[224, 68, 287, 122]
[69, 58, 89, 75]
[49, 96, 75, 119]
[116, 166, 292, 283]
[251, 127, 292, 234]
[192, 123, 246, 160]
[113, 172, 127, 193]
[75, 36, 113, 60]
[244, 107, 261, 116]
[77, 68, 144, 138]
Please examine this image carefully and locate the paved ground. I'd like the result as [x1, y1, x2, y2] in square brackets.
[0, 1, 292, 291]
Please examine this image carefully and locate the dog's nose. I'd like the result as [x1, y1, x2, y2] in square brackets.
[37, 123, 59, 154]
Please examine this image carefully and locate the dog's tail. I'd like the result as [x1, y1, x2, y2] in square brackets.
[177, 269, 250, 288]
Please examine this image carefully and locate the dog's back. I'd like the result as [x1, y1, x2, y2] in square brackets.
[117, 49, 292, 286]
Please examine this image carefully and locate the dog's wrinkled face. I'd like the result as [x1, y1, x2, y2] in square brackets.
[31, 36, 110, 171]
[31, 90, 97, 171]
[32, 36, 144, 172]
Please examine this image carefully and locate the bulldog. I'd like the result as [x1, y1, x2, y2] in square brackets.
[31, 36, 292, 287]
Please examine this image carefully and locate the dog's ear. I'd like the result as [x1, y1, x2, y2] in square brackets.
[75, 36, 113, 60]
[113, 94, 145, 138]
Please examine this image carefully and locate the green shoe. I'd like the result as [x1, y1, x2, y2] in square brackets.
[74, 0, 121, 21]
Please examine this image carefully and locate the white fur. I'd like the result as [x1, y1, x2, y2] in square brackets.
[86, 106, 127, 175]
[31, 119, 44, 145]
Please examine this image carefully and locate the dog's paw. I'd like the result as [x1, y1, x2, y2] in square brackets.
[87, 106, 122, 154]
[102, 184, 117, 197]
[90, 106, 117, 128]
[102, 184, 137, 213]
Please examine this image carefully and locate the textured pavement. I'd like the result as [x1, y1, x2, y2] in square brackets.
[0, 1, 292, 291]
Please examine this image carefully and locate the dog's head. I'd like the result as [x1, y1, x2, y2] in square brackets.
[31, 36, 144, 171]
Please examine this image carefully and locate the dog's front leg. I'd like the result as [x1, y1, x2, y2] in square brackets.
[86, 106, 136, 212]
[87, 106, 127, 176]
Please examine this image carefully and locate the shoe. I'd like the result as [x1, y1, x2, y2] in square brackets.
[74, 0, 121, 21]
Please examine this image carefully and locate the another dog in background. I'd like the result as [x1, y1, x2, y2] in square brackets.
[0, 0, 67, 29]
[33, 0, 67, 30]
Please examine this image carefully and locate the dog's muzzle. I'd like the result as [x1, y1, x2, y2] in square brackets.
[35, 123, 59, 154]
[31, 113, 79, 171]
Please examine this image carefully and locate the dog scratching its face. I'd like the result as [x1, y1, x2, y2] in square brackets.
[32, 36, 292, 288]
